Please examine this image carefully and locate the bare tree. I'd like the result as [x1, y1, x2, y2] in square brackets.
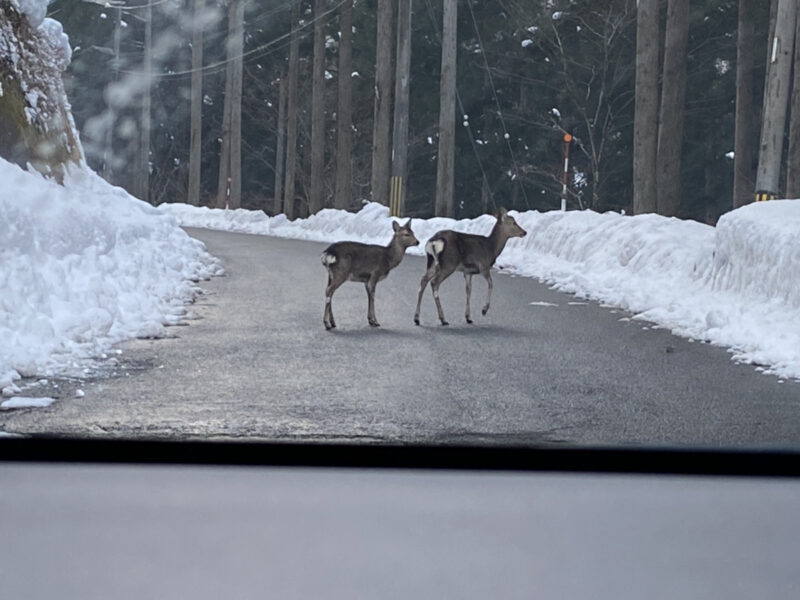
[334, 0, 354, 210]
[390, 0, 412, 216]
[435, 0, 457, 218]
[309, 0, 327, 214]
[229, 0, 244, 209]
[633, 0, 659, 214]
[655, 0, 689, 217]
[188, 0, 205, 206]
[733, 0, 757, 209]
[283, 0, 301, 219]
[216, 7, 234, 207]
[370, 0, 394, 205]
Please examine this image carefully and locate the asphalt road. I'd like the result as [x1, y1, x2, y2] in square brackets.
[3, 227, 800, 446]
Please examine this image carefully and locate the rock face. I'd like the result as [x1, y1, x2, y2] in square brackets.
[0, 0, 83, 181]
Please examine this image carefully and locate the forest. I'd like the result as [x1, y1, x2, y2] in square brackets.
[41, 0, 790, 223]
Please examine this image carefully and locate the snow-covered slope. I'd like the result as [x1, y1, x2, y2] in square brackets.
[161, 200, 800, 380]
[0, 160, 220, 393]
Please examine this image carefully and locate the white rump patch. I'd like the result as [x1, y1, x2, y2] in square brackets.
[425, 239, 445, 266]
[321, 252, 337, 266]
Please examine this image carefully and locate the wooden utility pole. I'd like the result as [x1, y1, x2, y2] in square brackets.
[309, 0, 326, 214]
[334, 0, 354, 210]
[435, 0, 457, 218]
[188, 0, 205, 206]
[283, 0, 301, 219]
[370, 0, 394, 205]
[632, 0, 659, 215]
[390, 0, 411, 217]
[756, 0, 797, 200]
[733, 0, 756, 209]
[216, 6, 234, 208]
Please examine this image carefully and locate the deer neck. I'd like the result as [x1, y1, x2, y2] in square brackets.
[386, 237, 406, 267]
[488, 222, 510, 260]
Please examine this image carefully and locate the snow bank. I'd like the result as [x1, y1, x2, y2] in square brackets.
[160, 200, 800, 380]
[0, 160, 221, 392]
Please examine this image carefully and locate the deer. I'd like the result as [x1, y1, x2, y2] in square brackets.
[414, 208, 527, 326]
[321, 219, 419, 330]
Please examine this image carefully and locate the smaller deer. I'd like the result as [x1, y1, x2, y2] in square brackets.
[414, 208, 526, 326]
[322, 219, 419, 330]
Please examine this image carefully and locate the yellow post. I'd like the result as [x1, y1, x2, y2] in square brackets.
[755, 190, 777, 202]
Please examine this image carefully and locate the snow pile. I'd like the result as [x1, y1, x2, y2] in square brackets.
[0, 160, 221, 392]
[160, 200, 800, 380]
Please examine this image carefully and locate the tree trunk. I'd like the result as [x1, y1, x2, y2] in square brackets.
[188, 0, 205, 206]
[370, 0, 393, 205]
[215, 5, 234, 208]
[139, 4, 152, 204]
[632, 0, 659, 215]
[656, 0, 689, 218]
[334, 0, 354, 210]
[309, 0, 326, 214]
[273, 67, 287, 215]
[103, 8, 122, 182]
[756, 0, 797, 198]
[283, 0, 301, 219]
[228, 0, 244, 209]
[390, 0, 412, 216]
[786, 7, 800, 198]
[733, 0, 756, 210]
[435, 0, 457, 218]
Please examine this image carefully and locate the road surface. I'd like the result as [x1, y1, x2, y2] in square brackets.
[2, 227, 799, 446]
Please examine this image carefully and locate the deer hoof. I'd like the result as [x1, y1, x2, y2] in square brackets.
[414, 317, 420, 326]
[440, 321, 449, 326]
[369, 321, 380, 328]
[466, 318, 473, 324]
[481, 307, 489, 316]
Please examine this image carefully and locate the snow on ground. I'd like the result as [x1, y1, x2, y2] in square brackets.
[161, 200, 800, 380]
[0, 159, 221, 394]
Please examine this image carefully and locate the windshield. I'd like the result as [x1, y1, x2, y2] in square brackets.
[1, 0, 798, 449]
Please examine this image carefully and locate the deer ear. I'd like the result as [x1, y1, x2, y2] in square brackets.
[392, 220, 400, 232]
[405, 218, 412, 228]
[498, 207, 508, 218]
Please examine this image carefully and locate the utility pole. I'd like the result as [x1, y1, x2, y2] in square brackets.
[435, 0, 457, 218]
[390, 0, 411, 217]
[756, 0, 797, 201]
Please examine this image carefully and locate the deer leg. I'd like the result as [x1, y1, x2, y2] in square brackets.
[324, 272, 344, 330]
[365, 279, 380, 327]
[481, 270, 493, 316]
[414, 268, 435, 325]
[431, 273, 449, 326]
[464, 273, 473, 324]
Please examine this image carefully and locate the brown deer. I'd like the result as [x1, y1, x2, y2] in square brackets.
[414, 208, 526, 326]
[322, 219, 419, 329]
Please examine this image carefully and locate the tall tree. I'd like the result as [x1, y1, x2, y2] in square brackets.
[633, 0, 659, 214]
[283, 0, 301, 219]
[756, 0, 797, 199]
[733, 0, 756, 209]
[786, 7, 800, 198]
[273, 67, 287, 215]
[138, 3, 152, 204]
[215, 5, 234, 208]
[309, 0, 326, 214]
[103, 7, 122, 182]
[434, 0, 457, 217]
[228, 0, 244, 209]
[656, 0, 689, 217]
[390, 0, 412, 217]
[370, 0, 393, 205]
[334, 0, 354, 210]
[188, 0, 205, 206]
